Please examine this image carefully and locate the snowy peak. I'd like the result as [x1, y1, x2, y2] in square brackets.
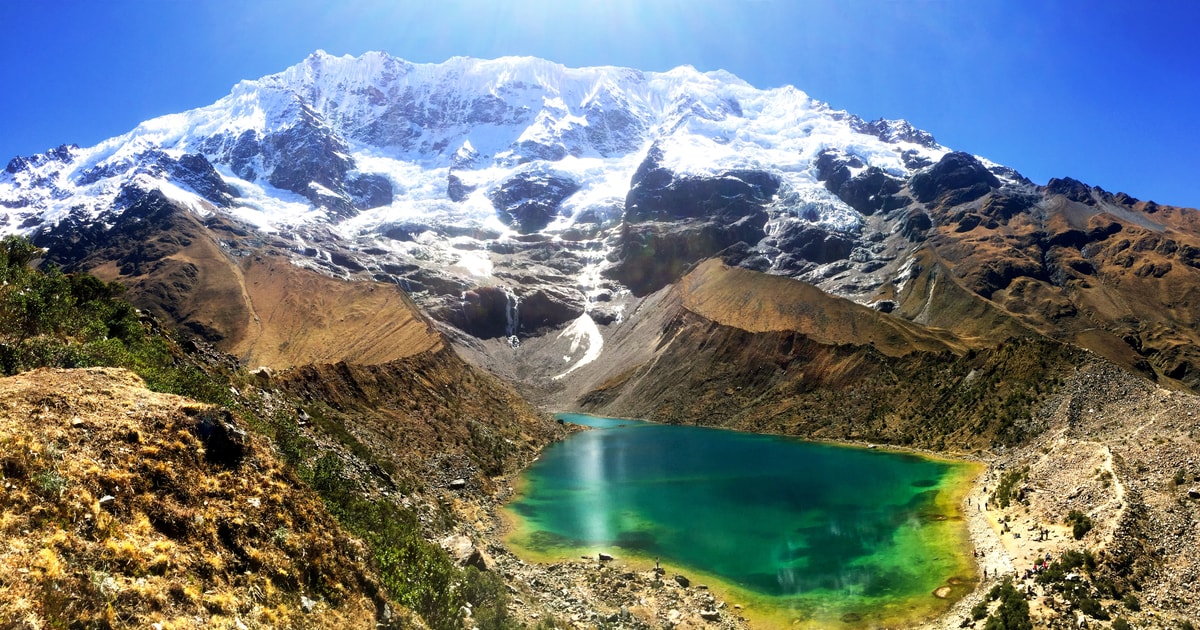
[2, 51, 1017, 357]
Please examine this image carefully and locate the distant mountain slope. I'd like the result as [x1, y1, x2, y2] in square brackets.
[572, 261, 1080, 451]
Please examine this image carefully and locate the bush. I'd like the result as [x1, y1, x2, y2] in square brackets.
[972, 601, 990, 620]
[1112, 618, 1131, 630]
[994, 467, 1028, 509]
[1066, 510, 1094, 540]
[1078, 596, 1109, 620]
[983, 579, 1032, 630]
[1122, 593, 1141, 612]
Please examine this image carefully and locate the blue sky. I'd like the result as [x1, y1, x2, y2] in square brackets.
[2, 0, 1197, 208]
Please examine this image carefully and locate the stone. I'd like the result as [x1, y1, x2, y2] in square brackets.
[699, 609, 720, 621]
[449, 478, 467, 490]
[300, 595, 316, 613]
[598, 553, 614, 562]
[188, 408, 247, 468]
[674, 574, 690, 588]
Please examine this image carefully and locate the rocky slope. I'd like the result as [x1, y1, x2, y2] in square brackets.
[0, 367, 395, 629]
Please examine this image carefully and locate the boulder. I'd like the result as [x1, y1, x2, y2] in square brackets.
[674, 574, 690, 588]
[188, 408, 247, 468]
[440, 534, 496, 571]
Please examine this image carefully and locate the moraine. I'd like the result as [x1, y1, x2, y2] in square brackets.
[503, 413, 977, 628]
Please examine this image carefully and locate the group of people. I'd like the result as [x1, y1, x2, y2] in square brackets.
[972, 549, 1055, 583]
[1022, 552, 1055, 580]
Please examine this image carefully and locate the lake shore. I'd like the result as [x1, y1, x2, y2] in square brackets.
[496, 416, 983, 628]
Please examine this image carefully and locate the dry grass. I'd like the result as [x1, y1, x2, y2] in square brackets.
[0, 367, 386, 629]
[679, 259, 967, 356]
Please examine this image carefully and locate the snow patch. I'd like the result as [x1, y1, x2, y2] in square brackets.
[552, 313, 604, 380]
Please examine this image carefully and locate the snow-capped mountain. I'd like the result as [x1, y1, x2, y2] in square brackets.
[6, 51, 1199, 391]
[1, 52, 961, 317]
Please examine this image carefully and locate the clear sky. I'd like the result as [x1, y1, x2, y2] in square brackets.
[2, 0, 1198, 208]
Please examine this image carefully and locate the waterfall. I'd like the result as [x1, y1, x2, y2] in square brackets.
[504, 287, 520, 349]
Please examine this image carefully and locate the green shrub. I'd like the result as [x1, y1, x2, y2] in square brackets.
[983, 579, 1032, 630]
[994, 467, 1027, 509]
[1112, 618, 1131, 630]
[1066, 510, 1094, 540]
[1122, 593, 1141, 612]
[972, 601, 989, 620]
[1078, 596, 1109, 620]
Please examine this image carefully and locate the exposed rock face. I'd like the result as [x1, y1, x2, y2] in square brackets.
[347, 172, 393, 209]
[851, 117, 940, 149]
[1044, 176, 1097, 204]
[815, 150, 907, 216]
[769, 223, 856, 267]
[488, 167, 580, 234]
[909, 151, 1001, 206]
[611, 145, 777, 294]
[430, 284, 583, 340]
[624, 145, 780, 223]
[447, 172, 474, 202]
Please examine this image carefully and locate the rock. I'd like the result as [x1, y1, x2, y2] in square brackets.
[300, 595, 316, 613]
[488, 166, 580, 234]
[624, 144, 779, 223]
[346, 172, 393, 209]
[1045, 177, 1096, 204]
[610, 218, 768, 296]
[447, 172, 475, 202]
[188, 408, 247, 468]
[598, 553, 614, 562]
[699, 609, 720, 621]
[674, 574, 690, 588]
[1188, 488, 1200, 499]
[909, 151, 1000, 206]
[449, 478, 467, 490]
[900, 208, 933, 241]
[851, 117, 939, 148]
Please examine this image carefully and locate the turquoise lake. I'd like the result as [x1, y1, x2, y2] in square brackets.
[503, 413, 977, 627]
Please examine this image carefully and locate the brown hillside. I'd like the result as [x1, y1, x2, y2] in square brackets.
[0, 367, 395, 629]
[680, 259, 965, 355]
[231, 256, 442, 369]
[579, 263, 1081, 452]
[59, 190, 442, 369]
[275, 346, 564, 492]
[920, 186, 1200, 387]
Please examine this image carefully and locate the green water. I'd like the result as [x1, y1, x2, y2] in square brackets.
[504, 413, 976, 627]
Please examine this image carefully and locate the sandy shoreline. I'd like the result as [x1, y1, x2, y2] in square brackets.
[930, 461, 1081, 629]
